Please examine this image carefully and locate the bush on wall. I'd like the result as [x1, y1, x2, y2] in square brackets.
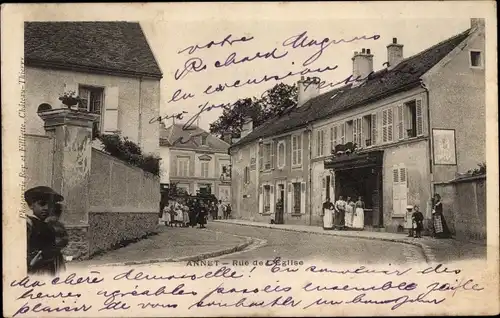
[98, 134, 161, 176]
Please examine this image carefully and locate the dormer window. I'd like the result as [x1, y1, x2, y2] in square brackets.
[201, 135, 208, 146]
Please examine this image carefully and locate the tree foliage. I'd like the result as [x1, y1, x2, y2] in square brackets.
[209, 83, 298, 138]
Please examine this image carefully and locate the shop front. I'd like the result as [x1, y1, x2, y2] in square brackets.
[324, 150, 384, 228]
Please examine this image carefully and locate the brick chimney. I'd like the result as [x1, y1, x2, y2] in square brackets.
[297, 76, 320, 107]
[470, 18, 485, 30]
[387, 38, 404, 68]
[222, 131, 232, 144]
[352, 48, 374, 81]
[240, 116, 253, 138]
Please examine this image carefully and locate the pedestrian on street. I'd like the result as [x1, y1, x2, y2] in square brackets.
[345, 196, 355, 229]
[322, 197, 334, 230]
[45, 202, 69, 273]
[225, 204, 232, 219]
[25, 186, 66, 276]
[412, 205, 424, 238]
[189, 199, 199, 228]
[432, 194, 452, 239]
[353, 196, 365, 230]
[197, 202, 207, 228]
[334, 195, 347, 230]
[217, 200, 224, 220]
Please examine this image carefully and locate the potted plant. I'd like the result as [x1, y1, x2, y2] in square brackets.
[59, 91, 82, 108]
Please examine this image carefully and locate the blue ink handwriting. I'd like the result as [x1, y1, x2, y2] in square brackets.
[10, 277, 45, 289]
[113, 266, 244, 283]
[97, 283, 197, 304]
[417, 264, 461, 275]
[303, 280, 418, 293]
[174, 57, 207, 81]
[283, 31, 381, 66]
[13, 302, 92, 317]
[149, 111, 189, 125]
[214, 48, 288, 68]
[17, 288, 82, 300]
[168, 89, 195, 103]
[178, 34, 255, 55]
[346, 292, 445, 310]
[51, 271, 104, 286]
[138, 302, 178, 309]
[304, 264, 413, 276]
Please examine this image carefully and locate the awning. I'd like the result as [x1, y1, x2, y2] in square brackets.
[324, 150, 384, 171]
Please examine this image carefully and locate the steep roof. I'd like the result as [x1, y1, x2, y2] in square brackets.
[232, 28, 471, 148]
[160, 123, 230, 153]
[24, 22, 162, 79]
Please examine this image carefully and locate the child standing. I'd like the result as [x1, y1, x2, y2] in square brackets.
[412, 205, 424, 238]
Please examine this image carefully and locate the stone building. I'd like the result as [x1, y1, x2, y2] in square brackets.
[229, 19, 485, 232]
[24, 22, 162, 154]
[159, 123, 232, 203]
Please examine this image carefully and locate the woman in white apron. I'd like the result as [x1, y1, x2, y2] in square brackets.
[352, 196, 365, 230]
[345, 197, 355, 229]
[322, 198, 334, 230]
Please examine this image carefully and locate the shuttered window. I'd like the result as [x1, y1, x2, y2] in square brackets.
[397, 105, 404, 140]
[291, 134, 302, 166]
[371, 114, 377, 145]
[416, 99, 423, 136]
[316, 130, 325, 157]
[392, 165, 408, 216]
[382, 108, 394, 143]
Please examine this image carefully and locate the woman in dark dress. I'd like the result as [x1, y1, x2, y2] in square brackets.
[189, 199, 199, 228]
[432, 194, 452, 238]
[45, 202, 69, 273]
[197, 202, 207, 228]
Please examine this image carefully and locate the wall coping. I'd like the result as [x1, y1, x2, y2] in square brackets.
[25, 133, 52, 139]
[449, 174, 486, 184]
[92, 148, 160, 181]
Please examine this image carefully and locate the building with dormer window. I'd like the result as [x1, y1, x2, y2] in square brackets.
[229, 19, 485, 232]
[159, 123, 232, 203]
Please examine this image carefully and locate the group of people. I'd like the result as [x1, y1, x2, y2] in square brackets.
[25, 186, 69, 276]
[161, 198, 231, 229]
[323, 196, 365, 230]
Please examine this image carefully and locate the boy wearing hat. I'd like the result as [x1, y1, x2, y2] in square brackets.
[24, 186, 64, 275]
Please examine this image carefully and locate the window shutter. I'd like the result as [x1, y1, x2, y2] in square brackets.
[397, 105, 404, 140]
[416, 99, 423, 136]
[259, 144, 263, 171]
[387, 108, 394, 142]
[301, 182, 306, 214]
[399, 166, 408, 215]
[291, 136, 297, 165]
[333, 126, 338, 149]
[287, 183, 293, 213]
[270, 142, 275, 169]
[297, 135, 302, 165]
[341, 124, 345, 144]
[331, 173, 336, 202]
[103, 86, 119, 133]
[392, 167, 400, 215]
[259, 185, 263, 214]
[320, 130, 324, 156]
[382, 110, 388, 142]
[372, 114, 377, 145]
[330, 127, 334, 153]
[353, 119, 358, 146]
[357, 118, 362, 146]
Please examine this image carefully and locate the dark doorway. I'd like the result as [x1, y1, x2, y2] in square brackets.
[275, 184, 285, 224]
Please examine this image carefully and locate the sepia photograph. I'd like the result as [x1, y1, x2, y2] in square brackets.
[2, 2, 498, 317]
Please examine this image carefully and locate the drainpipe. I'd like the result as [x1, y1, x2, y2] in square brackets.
[306, 123, 313, 226]
[420, 80, 434, 228]
[138, 77, 143, 147]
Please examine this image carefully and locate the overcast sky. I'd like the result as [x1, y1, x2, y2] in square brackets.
[141, 18, 471, 131]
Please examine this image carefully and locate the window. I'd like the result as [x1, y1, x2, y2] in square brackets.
[316, 129, 325, 157]
[400, 99, 423, 139]
[244, 167, 250, 184]
[291, 134, 302, 166]
[344, 120, 353, 143]
[470, 50, 483, 68]
[177, 157, 190, 177]
[330, 126, 338, 153]
[201, 135, 208, 146]
[261, 142, 274, 171]
[79, 85, 104, 133]
[352, 118, 362, 146]
[277, 141, 286, 169]
[200, 162, 209, 178]
[392, 165, 408, 216]
[198, 183, 212, 195]
[363, 115, 372, 146]
[263, 185, 271, 213]
[340, 124, 346, 144]
[382, 108, 394, 143]
[292, 183, 301, 214]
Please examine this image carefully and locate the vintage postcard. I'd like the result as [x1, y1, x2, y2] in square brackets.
[2, 2, 498, 317]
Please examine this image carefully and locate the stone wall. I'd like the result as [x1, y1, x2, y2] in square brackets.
[435, 175, 486, 242]
[89, 212, 158, 256]
[64, 226, 90, 260]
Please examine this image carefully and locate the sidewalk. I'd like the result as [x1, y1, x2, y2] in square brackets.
[71, 226, 252, 267]
[214, 219, 487, 264]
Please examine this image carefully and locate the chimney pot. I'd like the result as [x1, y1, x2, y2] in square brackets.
[301, 75, 305, 80]
[367, 49, 371, 54]
[393, 37, 397, 44]
[387, 37, 404, 68]
[362, 48, 366, 53]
